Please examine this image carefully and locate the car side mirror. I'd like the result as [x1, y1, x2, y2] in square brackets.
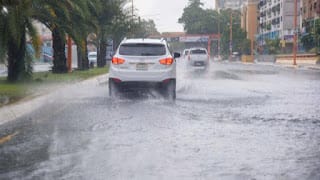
[173, 52, 181, 59]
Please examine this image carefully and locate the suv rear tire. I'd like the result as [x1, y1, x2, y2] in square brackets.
[109, 79, 119, 98]
[163, 79, 176, 100]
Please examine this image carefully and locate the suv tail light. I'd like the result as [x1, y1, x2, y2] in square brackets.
[111, 78, 122, 83]
[112, 57, 125, 65]
[159, 57, 174, 65]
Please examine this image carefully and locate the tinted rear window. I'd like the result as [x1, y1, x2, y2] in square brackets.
[119, 43, 166, 56]
[190, 49, 207, 54]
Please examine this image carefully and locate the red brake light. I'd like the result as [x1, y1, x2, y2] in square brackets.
[112, 78, 122, 83]
[112, 57, 125, 64]
[159, 57, 174, 65]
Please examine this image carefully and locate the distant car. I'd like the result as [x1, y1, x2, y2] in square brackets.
[109, 38, 181, 100]
[231, 52, 240, 61]
[42, 46, 53, 63]
[88, 51, 97, 67]
[187, 48, 209, 68]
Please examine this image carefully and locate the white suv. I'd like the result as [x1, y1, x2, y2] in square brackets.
[109, 38, 180, 99]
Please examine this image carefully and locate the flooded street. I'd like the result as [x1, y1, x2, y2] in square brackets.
[1, 60, 320, 180]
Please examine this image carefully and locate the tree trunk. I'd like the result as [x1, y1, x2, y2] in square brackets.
[52, 27, 68, 73]
[7, 32, 26, 82]
[77, 39, 89, 70]
[77, 46, 83, 70]
[97, 39, 107, 67]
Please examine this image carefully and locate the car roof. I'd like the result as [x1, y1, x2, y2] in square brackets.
[121, 38, 167, 45]
[189, 47, 207, 50]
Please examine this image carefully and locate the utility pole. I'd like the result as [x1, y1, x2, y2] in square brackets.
[293, 0, 297, 65]
[218, 8, 221, 60]
[67, 36, 72, 72]
[229, 12, 233, 61]
[132, 0, 134, 22]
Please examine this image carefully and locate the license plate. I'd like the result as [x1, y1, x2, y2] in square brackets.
[136, 63, 148, 70]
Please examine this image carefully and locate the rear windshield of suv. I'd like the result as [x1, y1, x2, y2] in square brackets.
[190, 49, 207, 54]
[119, 43, 166, 56]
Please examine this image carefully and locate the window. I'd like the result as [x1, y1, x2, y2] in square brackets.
[190, 49, 207, 55]
[119, 43, 166, 56]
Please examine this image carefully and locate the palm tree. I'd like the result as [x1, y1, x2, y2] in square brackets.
[0, 0, 41, 82]
[34, 0, 103, 72]
[72, 0, 100, 70]
[33, 0, 88, 73]
[95, 0, 130, 67]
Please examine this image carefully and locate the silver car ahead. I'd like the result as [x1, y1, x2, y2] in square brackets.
[187, 48, 209, 68]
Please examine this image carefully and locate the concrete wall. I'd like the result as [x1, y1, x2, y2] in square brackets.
[256, 55, 276, 62]
[276, 54, 318, 64]
[242, 55, 254, 63]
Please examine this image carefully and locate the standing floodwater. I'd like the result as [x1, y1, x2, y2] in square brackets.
[1, 60, 320, 180]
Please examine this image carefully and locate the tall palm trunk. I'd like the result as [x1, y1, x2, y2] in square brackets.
[52, 27, 68, 73]
[77, 39, 89, 70]
[97, 38, 107, 67]
[7, 31, 26, 82]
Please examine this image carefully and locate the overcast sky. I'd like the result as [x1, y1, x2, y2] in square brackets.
[134, 0, 215, 33]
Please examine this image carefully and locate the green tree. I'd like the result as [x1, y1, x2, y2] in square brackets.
[0, 0, 41, 82]
[71, 0, 100, 70]
[220, 10, 250, 56]
[33, 0, 94, 73]
[178, 0, 206, 34]
[265, 39, 280, 54]
[179, 3, 250, 57]
[93, 0, 129, 67]
[301, 19, 320, 53]
[131, 18, 160, 38]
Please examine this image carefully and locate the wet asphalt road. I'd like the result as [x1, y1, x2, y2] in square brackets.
[0, 60, 320, 180]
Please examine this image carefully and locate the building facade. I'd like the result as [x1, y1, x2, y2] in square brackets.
[256, 0, 301, 46]
[301, 0, 320, 34]
[241, 0, 259, 41]
[216, 0, 244, 10]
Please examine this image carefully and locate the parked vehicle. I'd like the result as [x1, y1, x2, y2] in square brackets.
[42, 46, 53, 63]
[105, 39, 114, 64]
[109, 38, 180, 100]
[231, 52, 240, 61]
[88, 51, 97, 67]
[187, 47, 209, 68]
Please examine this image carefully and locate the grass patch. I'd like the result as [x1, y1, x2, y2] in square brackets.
[0, 81, 28, 106]
[0, 67, 108, 106]
[33, 67, 108, 83]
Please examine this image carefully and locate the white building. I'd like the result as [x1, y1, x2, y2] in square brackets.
[216, 0, 244, 10]
[257, 0, 300, 46]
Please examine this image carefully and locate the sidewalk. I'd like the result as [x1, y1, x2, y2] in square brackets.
[251, 59, 320, 71]
[0, 74, 108, 126]
[275, 63, 320, 71]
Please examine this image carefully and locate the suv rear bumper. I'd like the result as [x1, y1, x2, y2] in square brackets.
[109, 66, 176, 82]
[109, 78, 175, 91]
